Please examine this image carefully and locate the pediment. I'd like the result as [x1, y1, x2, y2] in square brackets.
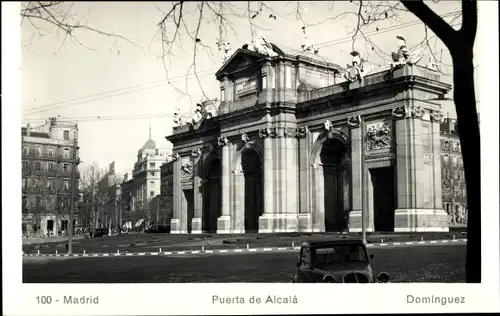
[215, 49, 264, 79]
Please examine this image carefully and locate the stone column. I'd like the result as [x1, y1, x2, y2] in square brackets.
[170, 153, 182, 234]
[297, 127, 312, 231]
[217, 136, 231, 233]
[393, 105, 448, 232]
[231, 169, 245, 233]
[259, 127, 299, 233]
[346, 116, 366, 232]
[191, 149, 203, 234]
[430, 111, 443, 211]
[258, 128, 275, 232]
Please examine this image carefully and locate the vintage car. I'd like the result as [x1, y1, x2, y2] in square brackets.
[292, 240, 390, 283]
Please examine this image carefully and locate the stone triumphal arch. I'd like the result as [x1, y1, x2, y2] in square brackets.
[167, 37, 451, 234]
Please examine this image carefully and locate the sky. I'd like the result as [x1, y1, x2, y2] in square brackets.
[20, 1, 480, 176]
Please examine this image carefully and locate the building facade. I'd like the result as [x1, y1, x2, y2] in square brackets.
[160, 160, 174, 226]
[440, 118, 467, 228]
[22, 117, 80, 236]
[166, 46, 453, 234]
[119, 130, 168, 228]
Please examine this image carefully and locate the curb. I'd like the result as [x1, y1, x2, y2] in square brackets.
[22, 238, 467, 258]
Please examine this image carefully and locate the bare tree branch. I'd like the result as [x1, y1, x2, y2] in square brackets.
[401, 0, 457, 49]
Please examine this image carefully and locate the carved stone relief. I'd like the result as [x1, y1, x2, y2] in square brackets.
[181, 161, 193, 178]
[365, 123, 392, 151]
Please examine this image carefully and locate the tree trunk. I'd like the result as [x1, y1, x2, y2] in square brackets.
[451, 47, 480, 283]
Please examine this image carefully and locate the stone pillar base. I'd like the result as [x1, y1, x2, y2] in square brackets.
[297, 214, 312, 232]
[348, 210, 374, 233]
[217, 216, 231, 234]
[258, 214, 299, 233]
[170, 219, 183, 234]
[394, 209, 450, 232]
[191, 218, 202, 234]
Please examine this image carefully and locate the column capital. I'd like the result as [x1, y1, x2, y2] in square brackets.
[217, 136, 229, 147]
[297, 126, 309, 138]
[430, 109, 445, 122]
[172, 153, 180, 161]
[347, 115, 361, 128]
[391, 105, 425, 119]
[191, 148, 202, 158]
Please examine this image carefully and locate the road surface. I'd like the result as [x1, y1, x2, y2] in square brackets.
[23, 244, 465, 283]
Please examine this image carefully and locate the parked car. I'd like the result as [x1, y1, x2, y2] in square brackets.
[291, 239, 390, 283]
[145, 225, 170, 234]
[85, 228, 109, 239]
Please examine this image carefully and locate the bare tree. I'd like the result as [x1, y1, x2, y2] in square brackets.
[79, 162, 111, 237]
[20, 1, 140, 54]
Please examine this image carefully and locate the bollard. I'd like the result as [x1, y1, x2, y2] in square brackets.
[292, 242, 295, 248]
[202, 246, 205, 251]
[159, 248, 162, 253]
[246, 244, 250, 250]
[56, 250, 58, 255]
[421, 236, 424, 241]
[381, 238, 384, 243]
[453, 234, 456, 240]
[117, 249, 120, 254]
[83, 250, 86, 255]
[37, 250, 40, 255]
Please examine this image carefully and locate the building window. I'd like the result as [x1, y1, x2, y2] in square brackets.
[48, 147, 54, 157]
[150, 162, 155, 168]
[37, 146, 42, 156]
[150, 172, 155, 177]
[64, 148, 70, 158]
[150, 191, 155, 197]
[64, 180, 69, 190]
[444, 141, 450, 151]
[150, 181, 155, 187]
[64, 130, 69, 140]
[47, 180, 53, 189]
[22, 161, 28, 171]
[48, 162, 54, 172]
[35, 161, 41, 170]
[23, 146, 29, 155]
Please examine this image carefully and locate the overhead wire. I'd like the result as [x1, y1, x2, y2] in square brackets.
[22, 11, 461, 119]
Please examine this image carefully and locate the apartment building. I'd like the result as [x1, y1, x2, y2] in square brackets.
[22, 117, 80, 236]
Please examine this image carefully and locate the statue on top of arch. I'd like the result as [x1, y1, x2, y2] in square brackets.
[390, 35, 423, 69]
[218, 41, 235, 63]
[342, 51, 375, 83]
[242, 32, 284, 57]
[173, 108, 187, 128]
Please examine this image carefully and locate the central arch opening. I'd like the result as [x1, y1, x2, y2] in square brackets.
[241, 149, 263, 233]
[202, 157, 221, 233]
[320, 138, 348, 232]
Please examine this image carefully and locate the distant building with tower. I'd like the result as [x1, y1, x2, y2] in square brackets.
[21, 117, 80, 236]
[119, 126, 169, 229]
